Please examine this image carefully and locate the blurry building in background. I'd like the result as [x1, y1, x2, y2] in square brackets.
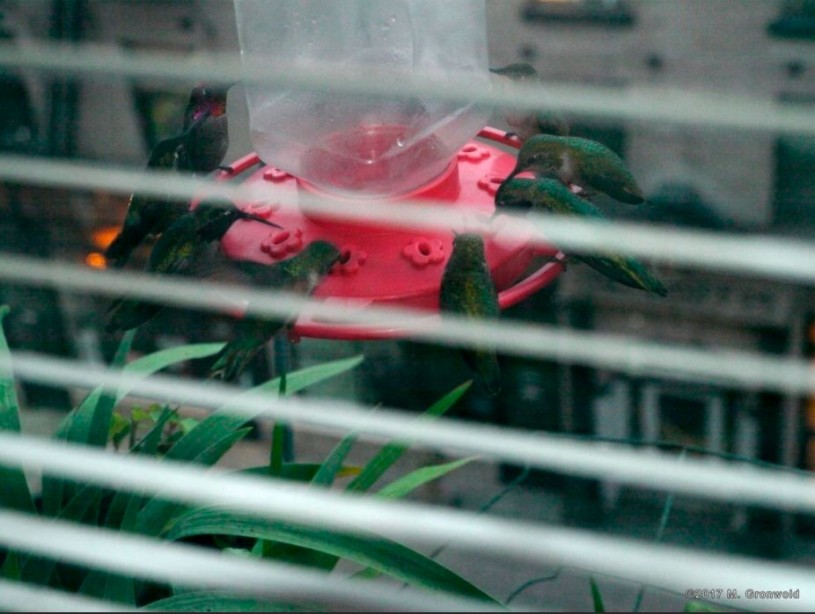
[485, 0, 815, 547]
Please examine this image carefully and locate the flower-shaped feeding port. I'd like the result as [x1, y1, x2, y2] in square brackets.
[263, 167, 293, 183]
[477, 173, 505, 196]
[245, 200, 281, 220]
[261, 228, 304, 259]
[402, 238, 445, 268]
[457, 144, 490, 163]
[332, 245, 368, 276]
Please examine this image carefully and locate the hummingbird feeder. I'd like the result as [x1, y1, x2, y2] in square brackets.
[227, 0, 564, 340]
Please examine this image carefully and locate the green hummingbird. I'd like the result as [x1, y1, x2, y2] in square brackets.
[209, 240, 341, 382]
[105, 197, 281, 333]
[496, 178, 667, 296]
[506, 134, 645, 204]
[439, 233, 501, 396]
[105, 84, 232, 268]
[489, 62, 569, 141]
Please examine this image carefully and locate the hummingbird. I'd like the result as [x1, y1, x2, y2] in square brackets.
[439, 233, 501, 396]
[104, 84, 232, 268]
[505, 134, 646, 204]
[177, 83, 231, 175]
[209, 240, 341, 382]
[489, 62, 569, 142]
[105, 197, 281, 333]
[495, 178, 667, 296]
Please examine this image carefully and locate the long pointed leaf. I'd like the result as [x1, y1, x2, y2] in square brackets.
[590, 578, 606, 613]
[136, 428, 251, 536]
[375, 458, 476, 499]
[242, 463, 360, 483]
[347, 381, 471, 493]
[311, 434, 358, 487]
[258, 434, 361, 566]
[218, 356, 364, 417]
[166, 509, 498, 603]
[0, 305, 35, 515]
[42, 332, 135, 518]
[142, 591, 311, 612]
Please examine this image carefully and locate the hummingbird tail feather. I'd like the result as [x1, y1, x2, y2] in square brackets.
[462, 349, 502, 397]
[104, 235, 130, 268]
[209, 344, 262, 383]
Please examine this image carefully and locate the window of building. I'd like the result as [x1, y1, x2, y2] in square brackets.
[768, 0, 815, 40]
[773, 134, 815, 233]
[522, 0, 635, 27]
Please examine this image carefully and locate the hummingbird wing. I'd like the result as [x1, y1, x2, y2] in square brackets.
[146, 134, 185, 169]
[572, 139, 645, 204]
[105, 216, 202, 333]
[578, 254, 667, 296]
[105, 135, 188, 268]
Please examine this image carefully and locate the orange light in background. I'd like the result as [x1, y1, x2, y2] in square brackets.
[85, 252, 107, 269]
[91, 226, 120, 251]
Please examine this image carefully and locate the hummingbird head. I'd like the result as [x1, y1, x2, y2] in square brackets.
[513, 134, 562, 177]
[452, 232, 483, 251]
[495, 178, 534, 210]
[185, 83, 231, 125]
[286, 240, 341, 282]
[280, 240, 341, 293]
[304, 240, 342, 273]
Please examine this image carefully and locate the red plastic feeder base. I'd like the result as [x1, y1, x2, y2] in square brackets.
[216, 127, 565, 340]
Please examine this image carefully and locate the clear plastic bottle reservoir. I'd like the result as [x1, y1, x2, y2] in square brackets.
[234, 0, 490, 198]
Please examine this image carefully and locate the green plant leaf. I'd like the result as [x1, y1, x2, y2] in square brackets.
[259, 433, 360, 565]
[78, 495, 141, 604]
[347, 381, 471, 493]
[136, 428, 251, 536]
[0, 552, 21, 580]
[142, 591, 311, 612]
[109, 412, 131, 449]
[375, 458, 476, 499]
[135, 356, 364, 536]
[43, 332, 135, 518]
[0, 305, 36, 515]
[78, 568, 136, 606]
[242, 463, 360, 482]
[311, 434, 358, 487]
[52, 331, 136, 444]
[590, 578, 605, 613]
[684, 601, 723, 612]
[166, 509, 498, 603]
[218, 356, 364, 417]
[131, 406, 177, 456]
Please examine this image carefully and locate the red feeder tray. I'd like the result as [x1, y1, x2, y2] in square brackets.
[215, 127, 565, 341]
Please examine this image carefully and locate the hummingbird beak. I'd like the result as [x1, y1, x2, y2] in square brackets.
[239, 212, 282, 229]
